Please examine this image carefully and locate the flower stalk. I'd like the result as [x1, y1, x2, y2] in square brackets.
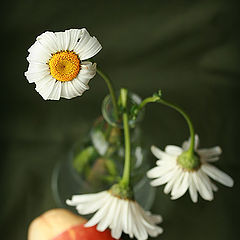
[120, 88, 131, 187]
[96, 68, 119, 119]
[159, 99, 195, 156]
[136, 91, 195, 156]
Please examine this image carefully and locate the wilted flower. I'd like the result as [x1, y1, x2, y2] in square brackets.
[147, 135, 234, 202]
[66, 190, 163, 240]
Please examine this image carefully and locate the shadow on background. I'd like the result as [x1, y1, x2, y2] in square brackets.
[1, 0, 240, 239]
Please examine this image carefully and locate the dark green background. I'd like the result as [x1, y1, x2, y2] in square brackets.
[1, 0, 239, 239]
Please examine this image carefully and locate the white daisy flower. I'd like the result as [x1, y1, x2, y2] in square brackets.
[66, 190, 163, 240]
[25, 28, 102, 100]
[147, 135, 234, 202]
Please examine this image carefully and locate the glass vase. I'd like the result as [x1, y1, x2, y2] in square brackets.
[52, 92, 155, 211]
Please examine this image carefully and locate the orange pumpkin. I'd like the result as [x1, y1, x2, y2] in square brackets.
[28, 208, 117, 240]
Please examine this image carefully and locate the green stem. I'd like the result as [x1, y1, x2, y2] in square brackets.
[159, 99, 195, 155]
[138, 95, 160, 111]
[96, 68, 119, 119]
[120, 88, 131, 186]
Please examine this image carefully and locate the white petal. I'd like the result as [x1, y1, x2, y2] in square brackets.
[36, 31, 59, 53]
[211, 182, 218, 192]
[197, 169, 214, 200]
[147, 166, 163, 179]
[66, 191, 107, 205]
[60, 82, 74, 99]
[47, 81, 62, 100]
[77, 61, 97, 86]
[96, 196, 118, 232]
[130, 202, 148, 240]
[55, 31, 71, 51]
[182, 135, 199, 151]
[192, 171, 213, 201]
[134, 202, 163, 239]
[25, 66, 50, 83]
[201, 163, 234, 187]
[74, 28, 102, 60]
[171, 171, 189, 200]
[126, 201, 134, 238]
[151, 145, 169, 160]
[26, 61, 49, 71]
[66, 29, 82, 51]
[163, 167, 182, 195]
[35, 75, 56, 100]
[156, 156, 176, 167]
[163, 176, 176, 194]
[27, 41, 51, 64]
[121, 200, 129, 234]
[188, 174, 198, 202]
[84, 196, 111, 227]
[146, 226, 163, 238]
[150, 166, 179, 187]
[136, 203, 162, 225]
[170, 171, 185, 196]
[198, 146, 222, 162]
[71, 78, 89, 95]
[76, 193, 110, 215]
[165, 145, 183, 156]
[67, 191, 163, 240]
[110, 199, 123, 239]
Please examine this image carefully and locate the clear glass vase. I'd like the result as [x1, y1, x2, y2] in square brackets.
[52, 92, 155, 211]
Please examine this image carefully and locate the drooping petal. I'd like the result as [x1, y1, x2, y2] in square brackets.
[211, 182, 218, 192]
[171, 171, 189, 200]
[84, 199, 110, 227]
[198, 146, 222, 162]
[130, 202, 148, 240]
[197, 169, 214, 200]
[151, 145, 170, 160]
[76, 194, 110, 215]
[67, 191, 163, 240]
[112, 201, 125, 239]
[109, 197, 123, 239]
[165, 145, 183, 156]
[201, 163, 234, 187]
[182, 134, 199, 151]
[150, 166, 179, 186]
[163, 167, 182, 195]
[189, 174, 198, 203]
[192, 171, 213, 201]
[66, 190, 107, 205]
[96, 196, 118, 232]
[147, 166, 164, 179]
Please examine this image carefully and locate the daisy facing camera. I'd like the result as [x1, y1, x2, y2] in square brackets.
[25, 28, 102, 100]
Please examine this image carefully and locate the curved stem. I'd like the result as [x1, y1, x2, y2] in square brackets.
[120, 89, 131, 186]
[159, 99, 195, 155]
[131, 95, 160, 120]
[96, 68, 119, 119]
[138, 95, 160, 112]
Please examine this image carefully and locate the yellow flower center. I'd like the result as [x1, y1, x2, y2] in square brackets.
[49, 51, 80, 82]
